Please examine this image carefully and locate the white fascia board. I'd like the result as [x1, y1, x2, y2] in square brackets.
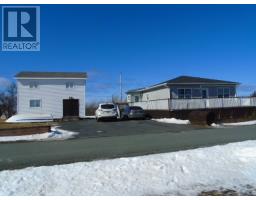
[135, 83, 168, 92]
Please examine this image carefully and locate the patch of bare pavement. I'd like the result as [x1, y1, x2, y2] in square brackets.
[199, 185, 256, 196]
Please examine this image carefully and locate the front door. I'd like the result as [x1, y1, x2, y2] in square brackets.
[63, 99, 79, 116]
[202, 89, 208, 99]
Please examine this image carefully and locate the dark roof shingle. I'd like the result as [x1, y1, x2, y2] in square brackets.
[161, 76, 239, 85]
[15, 71, 87, 79]
[127, 75, 239, 93]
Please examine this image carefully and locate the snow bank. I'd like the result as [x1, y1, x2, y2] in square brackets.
[6, 114, 53, 123]
[152, 118, 190, 125]
[0, 127, 78, 142]
[223, 120, 256, 126]
[211, 120, 256, 128]
[211, 123, 223, 128]
[1, 140, 256, 195]
[85, 115, 96, 119]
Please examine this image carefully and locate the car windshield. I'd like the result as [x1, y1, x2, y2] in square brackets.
[101, 104, 115, 109]
[130, 106, 143, 110]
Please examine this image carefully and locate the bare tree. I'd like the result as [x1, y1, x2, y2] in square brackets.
[0, 82, 17, 118]
[251, 91, 256, 97]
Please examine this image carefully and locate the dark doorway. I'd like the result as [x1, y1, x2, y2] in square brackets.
[63, 99, 79, 117]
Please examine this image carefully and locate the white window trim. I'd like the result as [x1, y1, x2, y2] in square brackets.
[66, 82, 74, 89]
[177, 88, 192, 99]
[29, 82, 39, 89]
[177, 88, 213, 99]
[29, 99, 42, 108]
[134, 96, 140, 102]
[217, 87, 230, 98]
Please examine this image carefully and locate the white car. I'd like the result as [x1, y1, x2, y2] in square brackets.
[95, 103, 118, 121]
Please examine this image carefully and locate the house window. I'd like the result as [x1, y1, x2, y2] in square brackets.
[135, 96, 139, 102]
[178, 89, 185, 99]
[185, 89, 192, 99]
[66, 82, 74, 89]
[224, 88, 230, 98]
[218, 88, 223, 98]
[30, 99, 41, 108]
[192, 89, 201, 98]
[178, 89, 192, 99]
[218, 88, 230, 98]
[29, 82, 38, 89]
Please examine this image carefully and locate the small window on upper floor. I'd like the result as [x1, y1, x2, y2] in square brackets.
[66, 82, 74, 89]
[29, 82, 38, 89]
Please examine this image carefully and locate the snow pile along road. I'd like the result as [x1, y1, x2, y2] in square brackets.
[223, 120, 256, 126]
[0, 127, 78, 142]
[152, 118, 190, 125]
[211, 120, 256, 128]
[85, 115, 96, 119]
[1, 140, 256, 195]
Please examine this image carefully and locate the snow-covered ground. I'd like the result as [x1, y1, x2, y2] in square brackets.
[212, 120, 256, 128]
[223, 120, 256, 126]
[152, 118, 190, 125]
[85, 115, 96, 119]
[1, 140, 256, 195]
[0, 127, 78, 143]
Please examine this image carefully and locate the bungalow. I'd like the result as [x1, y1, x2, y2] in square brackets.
[16, 71, 87, 119]
[127, 76, 239, 102]
[126, 76, 251, 110]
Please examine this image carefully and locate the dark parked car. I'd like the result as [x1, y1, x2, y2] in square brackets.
[122, 106, 145, 120]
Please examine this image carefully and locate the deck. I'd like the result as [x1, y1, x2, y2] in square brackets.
[129, 97, 256, 111]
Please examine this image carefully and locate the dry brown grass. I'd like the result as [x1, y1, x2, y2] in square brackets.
[0, 121, 57, 130]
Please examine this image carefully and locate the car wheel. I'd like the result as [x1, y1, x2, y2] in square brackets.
[145, 114, 152, 120]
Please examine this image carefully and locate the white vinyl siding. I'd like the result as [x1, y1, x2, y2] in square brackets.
[17, 79, 86, 119]
[141, 88, 170, 101]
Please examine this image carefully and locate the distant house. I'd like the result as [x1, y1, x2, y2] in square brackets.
[127, 76, 239, 103]
[16, 71, 87, 119]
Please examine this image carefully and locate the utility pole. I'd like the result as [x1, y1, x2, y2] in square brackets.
[120, 73, 122, 102]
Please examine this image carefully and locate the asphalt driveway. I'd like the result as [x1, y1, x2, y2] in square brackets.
[1, 119, 256, 171]
[59, 119, 203, 138]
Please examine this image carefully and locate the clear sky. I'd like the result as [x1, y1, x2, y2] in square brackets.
[1, 4, 256, 101]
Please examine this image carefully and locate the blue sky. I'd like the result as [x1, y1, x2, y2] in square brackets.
[1, 4, 256, 101]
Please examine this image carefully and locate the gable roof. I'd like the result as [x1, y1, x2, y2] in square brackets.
[126, 76, 239, 93]
[15, 71, 87, 79]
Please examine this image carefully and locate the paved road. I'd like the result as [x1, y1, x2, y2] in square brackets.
[0, 120, 256, 171]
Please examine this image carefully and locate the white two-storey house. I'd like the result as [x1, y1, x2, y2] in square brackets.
[16, 71, 87, 119]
